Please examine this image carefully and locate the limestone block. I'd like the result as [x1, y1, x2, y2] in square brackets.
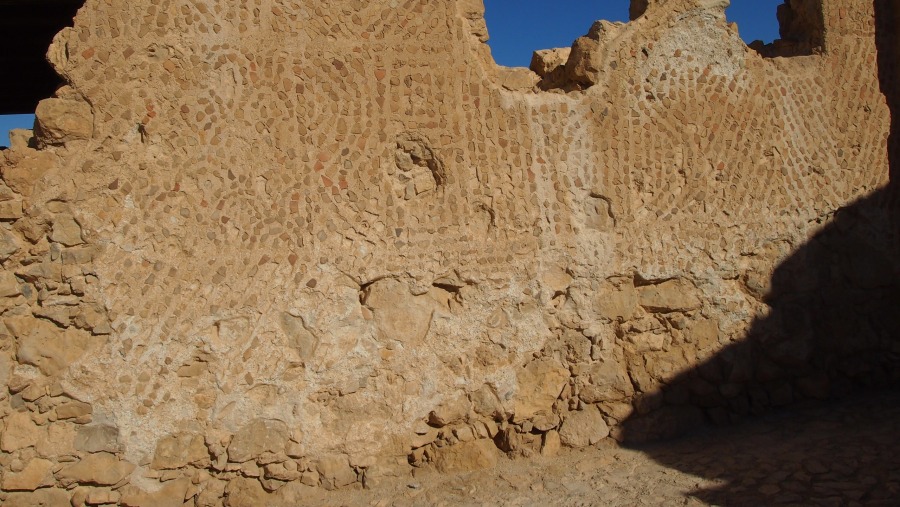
[559, 406, 609, 447]
[541, 430, 561, 457]
[470, 384, 504, 419]
[0, 230, 19, 262]
[579, 360, 635, 403]
[152, 432, 209, 469]
[1, 458, 55, 491]
[224, 477, 270, 507]
[50, 215, 84, 246]
[315, 455, 357, 490]
[3, 488, 70, 507]
[564, 21, 622, 86]
[0, 199, 24, 220]
[54, 400, 92, 420]
[530, 48, 571, 77]
[86, 489, 120, 505]
[9, 317, 93, 376]
[1, 151, 55, 197]
[498, 67, 539, 91]
[196, 478, 227, 507]
[38, 422, 78, 457]
[8, 129, 34, 151]
[428, 395, 471, 427]
[0, 270, 21, 296]
[57, 452, 135, 486]
[34, 98, 93, 146]
[637, 279, 702, 313]
[120, 478, 191, 507]
[227, 419, 289, 463]
[596, 284, 638, 321]
[1, 411, 42, 452]
[433, 439, 500, 473]
[513, 358, 569, 423]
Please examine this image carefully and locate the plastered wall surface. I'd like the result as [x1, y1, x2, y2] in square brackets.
[0, 0, 896, 504]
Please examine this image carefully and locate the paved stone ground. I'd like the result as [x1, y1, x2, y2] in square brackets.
[316, 390, 900, 506]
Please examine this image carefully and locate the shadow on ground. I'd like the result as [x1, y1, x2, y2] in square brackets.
[620, 1, 900, 504]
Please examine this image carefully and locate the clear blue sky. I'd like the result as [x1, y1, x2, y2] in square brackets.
[484, 0, 784, 66]
[1, 1, 783, 147]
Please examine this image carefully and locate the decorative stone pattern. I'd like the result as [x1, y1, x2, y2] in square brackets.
[0, 0, 896, 504]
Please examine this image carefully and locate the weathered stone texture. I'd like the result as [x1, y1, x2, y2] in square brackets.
[0, 0, 896, 502]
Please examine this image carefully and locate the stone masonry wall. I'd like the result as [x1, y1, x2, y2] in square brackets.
[0, 0, 896, 505]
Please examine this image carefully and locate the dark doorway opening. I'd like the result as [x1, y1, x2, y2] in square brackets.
[0, 0, 85, 115]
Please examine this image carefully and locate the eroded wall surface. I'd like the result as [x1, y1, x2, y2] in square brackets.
[0, 0, 896, 504]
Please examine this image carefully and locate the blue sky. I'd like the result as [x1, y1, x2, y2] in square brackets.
[1, 1, 783, 147]
[484, 0, 784, 66]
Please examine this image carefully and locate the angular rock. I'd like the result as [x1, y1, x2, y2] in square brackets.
[0, 229, 20, 261]
[8, 129, 34, 151]
[3, 488, 70, 507]
[470, 384, 504, 419]
[86, 489, 120, 505]
[315, 455, 357, 490]
[152, 432, 209, 469]
[513, 358, 569, 423]
[580, 360, 635, 403]
[55, 400, 92, 420]
[0, 200, 24, 221]
[224, 477, 270, 507]
[37, 422, 78, 457]
[564, 21, 624, 86]
[530, 48, 572, 77]
[75, 424, 119, 453]
[637, 279, 702, 313]
[120, 478, 190, 507]
[1, 458, 55, 491]
[9, 317, 94, 376]
[50, 215, 84, 246]
[0, 270, 21, 296]
[1, 151, 55, 197]
[497, 67, 539, 91]
[1, 411, 42, 452]
[227, 419, 289, 463]
[57, 452, 135, 486]
[596, 283, 639, 321]
[559, 406, 609, 447]
[433, 439, 500, 473]
[428, 395, 471, 427]
[34, 98, 93, 146]
[541, 430, 561, 457]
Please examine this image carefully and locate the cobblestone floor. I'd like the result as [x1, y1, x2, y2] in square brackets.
[321, 390, 900, 506]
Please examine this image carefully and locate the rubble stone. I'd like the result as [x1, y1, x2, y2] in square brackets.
[433, 439, 500, 473]
[33, 98, 92, 146]
[57, 452, 135, 486]
[559, 406, 610, 447]
[0, 0, 893, 499]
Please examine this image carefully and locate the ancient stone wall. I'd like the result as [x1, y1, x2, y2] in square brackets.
[0, 0, 896, 504]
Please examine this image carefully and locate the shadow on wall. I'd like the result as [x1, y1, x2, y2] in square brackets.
[618, 0, 900, 503]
